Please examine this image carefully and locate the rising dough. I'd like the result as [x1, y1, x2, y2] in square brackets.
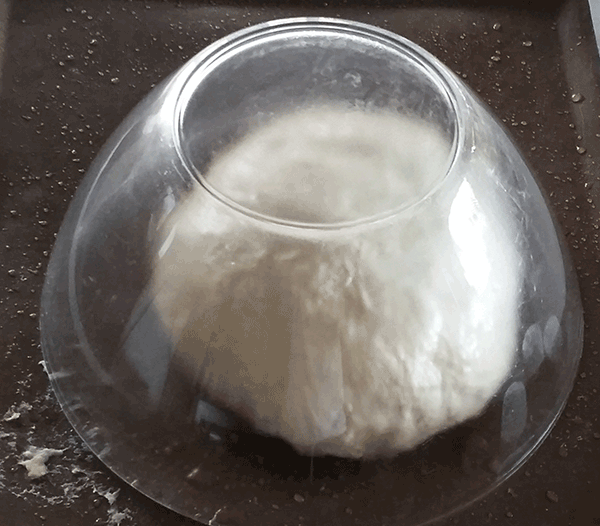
[152, 106, 520, 458]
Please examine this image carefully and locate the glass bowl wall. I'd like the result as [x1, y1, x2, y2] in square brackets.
[40, 18, 583, 526]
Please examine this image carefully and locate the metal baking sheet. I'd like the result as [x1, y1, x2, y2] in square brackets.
[0, 0, 599, 524]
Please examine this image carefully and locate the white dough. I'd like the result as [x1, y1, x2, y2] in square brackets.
[152, 106, 520, 458]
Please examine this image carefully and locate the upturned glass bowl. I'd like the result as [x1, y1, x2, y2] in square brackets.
[40, 17, 583, 526]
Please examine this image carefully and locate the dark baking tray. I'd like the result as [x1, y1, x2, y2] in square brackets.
[1, 0, 599, 525]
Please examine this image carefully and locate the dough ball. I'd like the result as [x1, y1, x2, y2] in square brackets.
[151, 106, 520, 458]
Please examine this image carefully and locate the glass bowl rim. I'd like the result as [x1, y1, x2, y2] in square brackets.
[173, 17, 464, 231]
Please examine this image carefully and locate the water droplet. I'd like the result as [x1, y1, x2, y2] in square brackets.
[491, 55, 501, 62]
[522, 40, 533, 47]
[110, 77, 120, 84]
[546, 490, 559, 503]
[571, 93, 584, 103]
[293, 494, 305, 503]
[492, 22, 502, 31]
[8, 269, 17, 277]
[577, 146, 587, 155]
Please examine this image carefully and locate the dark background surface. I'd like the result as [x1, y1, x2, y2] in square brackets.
[1, 0, 600, 525]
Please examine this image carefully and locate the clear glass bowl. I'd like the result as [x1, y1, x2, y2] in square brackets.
[40, 18, 583, 526]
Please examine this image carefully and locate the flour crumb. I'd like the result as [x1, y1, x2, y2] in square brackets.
[93, 487, 131, 525]
[38, 359, 49, 375]
[18, 446, 64, 479]
[3, 401, 32, 422]
[107, 506, 132, 526]
[94, 486, 120, 505]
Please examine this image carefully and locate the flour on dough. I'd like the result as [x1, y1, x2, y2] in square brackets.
[151, 106, 520, 458]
